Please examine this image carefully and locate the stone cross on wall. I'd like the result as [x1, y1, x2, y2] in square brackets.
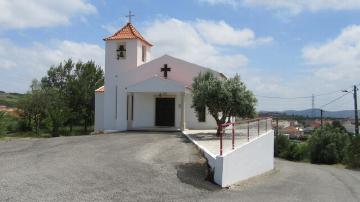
[161, 64, 171, 78]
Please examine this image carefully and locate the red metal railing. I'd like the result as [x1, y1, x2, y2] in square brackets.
[218, 117, 272, 156]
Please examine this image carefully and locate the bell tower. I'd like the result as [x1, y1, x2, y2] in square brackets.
[104, 19, 152, 74]
[103, 12, 153, 131]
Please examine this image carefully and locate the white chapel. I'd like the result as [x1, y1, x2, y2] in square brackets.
[94, 20, 226, 132]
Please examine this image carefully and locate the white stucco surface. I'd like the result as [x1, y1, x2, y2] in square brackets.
[96, 23, 225, 132]
[126, 76, 186, 93]
[132, 93, 155, 128]
[185, 95, 217, 130]
[218, 130, 274, 187]
[95, 92, 104, 132]
[184, 130, 274, 187]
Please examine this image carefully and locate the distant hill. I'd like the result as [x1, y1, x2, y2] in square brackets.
[0, 91, 24, 108]
[261, 108, 359, 119]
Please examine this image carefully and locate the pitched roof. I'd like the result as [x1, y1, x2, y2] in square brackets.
[95, 86, 105, 93]
[103, 22, 153, 46]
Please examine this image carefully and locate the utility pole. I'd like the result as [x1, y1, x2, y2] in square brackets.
[354, 85, 359, 135]
[320, 109, 323, 128]
[276, 118, 279, 136]
[312, 94, 315, 118]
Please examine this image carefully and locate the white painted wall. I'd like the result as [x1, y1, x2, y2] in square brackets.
[185, 94, 217, 130]
[213, 130, 274, 187]
[103, 39, 152, 131]
[132, 93, 155, 128]
[98, 34, 224, 132]
[129, 92, 217, 130]
[131, 92, 183, 129]
[95, 92, 104, 132]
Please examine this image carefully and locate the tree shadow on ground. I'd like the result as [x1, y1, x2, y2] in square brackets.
[176, 162, 220, 191]
[175, 133, 192, 143]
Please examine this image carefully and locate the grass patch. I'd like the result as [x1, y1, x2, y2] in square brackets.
[0, 131, 50, 141]
[0, 92, 23, 108]
[0, 126, 94, 141]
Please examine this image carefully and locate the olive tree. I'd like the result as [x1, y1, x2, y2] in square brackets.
[191, 71, 257, 135]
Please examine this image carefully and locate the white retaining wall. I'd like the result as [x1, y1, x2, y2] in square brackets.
[215, 130, 274, 187]
[185, 130, 274, 187]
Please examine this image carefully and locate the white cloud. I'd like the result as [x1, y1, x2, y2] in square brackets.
[199, 0, 360, 15]
[143, 18, 273, 74]
[194, 20, 273, 47]
[0, 38, 104, 92]
[302, 25, 360, 81]
[198, 0, 238, 7]
[0, 0, 96, 29]
[142, 18, 356, 111]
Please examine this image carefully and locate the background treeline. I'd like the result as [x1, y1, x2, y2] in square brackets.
[0, 59, 104, 138]
[275, 122, 360, 169]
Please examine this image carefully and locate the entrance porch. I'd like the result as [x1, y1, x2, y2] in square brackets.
[126, 76, 189, 131]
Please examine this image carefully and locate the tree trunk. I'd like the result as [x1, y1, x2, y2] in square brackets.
[35, 117, 40, 135]
[216, 125, 222, 137]
[84, 119, 87, 133]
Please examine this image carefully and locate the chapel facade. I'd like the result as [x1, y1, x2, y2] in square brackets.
[95, 22, 225, 132]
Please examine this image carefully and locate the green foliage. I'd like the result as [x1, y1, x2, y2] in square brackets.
[5, 115, 20, 133]
[345, 135, 360, 168]
[0, 111, 6, 135]
[308, 125, 349, 164]
[274, 134, 290, 157]
[275, 134, 308, 161]
[72, 61, 104, 132]
[16, 59, 104, 137]
[43, 88, 69, 137]
[286, 142, 309, 161]
[332, 120, 347, 133]
[191, 71, 256, 134]
[0, 92, 24, 108]
[17, 81, 48, 135]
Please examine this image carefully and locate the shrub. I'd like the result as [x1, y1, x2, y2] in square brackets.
[308, 125, 349, 164]
[286, 142, 308, 161]
[346, 136, 360, 168]
[274, 134, 290, 157]
[278, 141, 309, 161]
[0, 111, 6, 135]
[5, 115, 20, 133]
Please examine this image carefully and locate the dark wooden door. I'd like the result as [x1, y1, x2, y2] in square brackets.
[155, 98, 175, 126]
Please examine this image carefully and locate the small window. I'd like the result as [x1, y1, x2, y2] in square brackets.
[197, 106, 206, 122]
[116, 44, 126, 60]
[142, 45, 146, 62]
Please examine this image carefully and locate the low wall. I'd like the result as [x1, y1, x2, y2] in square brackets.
[184, 130, 274, 187]
[215, 130, 274, 187]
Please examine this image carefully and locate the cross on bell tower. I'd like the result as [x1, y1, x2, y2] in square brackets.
[161, 64, 171, 78]
[126, 11, 135, 23]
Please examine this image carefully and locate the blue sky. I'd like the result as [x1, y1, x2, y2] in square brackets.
[1, 0, 360, 111]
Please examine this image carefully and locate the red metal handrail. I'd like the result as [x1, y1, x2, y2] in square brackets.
[220, 117, 271, 128]
[218, 117, 272, 156]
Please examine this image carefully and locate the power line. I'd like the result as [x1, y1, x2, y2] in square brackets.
[256, 90, 341, 100]
[255, 85, 355, 100]
[319, 92, 351, 109]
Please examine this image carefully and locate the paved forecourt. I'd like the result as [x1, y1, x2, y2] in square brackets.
[0, 132, 359, 201]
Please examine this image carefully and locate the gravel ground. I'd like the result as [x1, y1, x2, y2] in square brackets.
[0, 132, 359, 202]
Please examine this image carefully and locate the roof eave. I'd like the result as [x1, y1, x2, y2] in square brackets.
[103, 37, 153, 47]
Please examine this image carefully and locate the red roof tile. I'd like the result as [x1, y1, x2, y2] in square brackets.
[103, 22, 152, 46]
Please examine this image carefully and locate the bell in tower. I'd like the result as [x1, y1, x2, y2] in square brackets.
[116, 44, 126, 60]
